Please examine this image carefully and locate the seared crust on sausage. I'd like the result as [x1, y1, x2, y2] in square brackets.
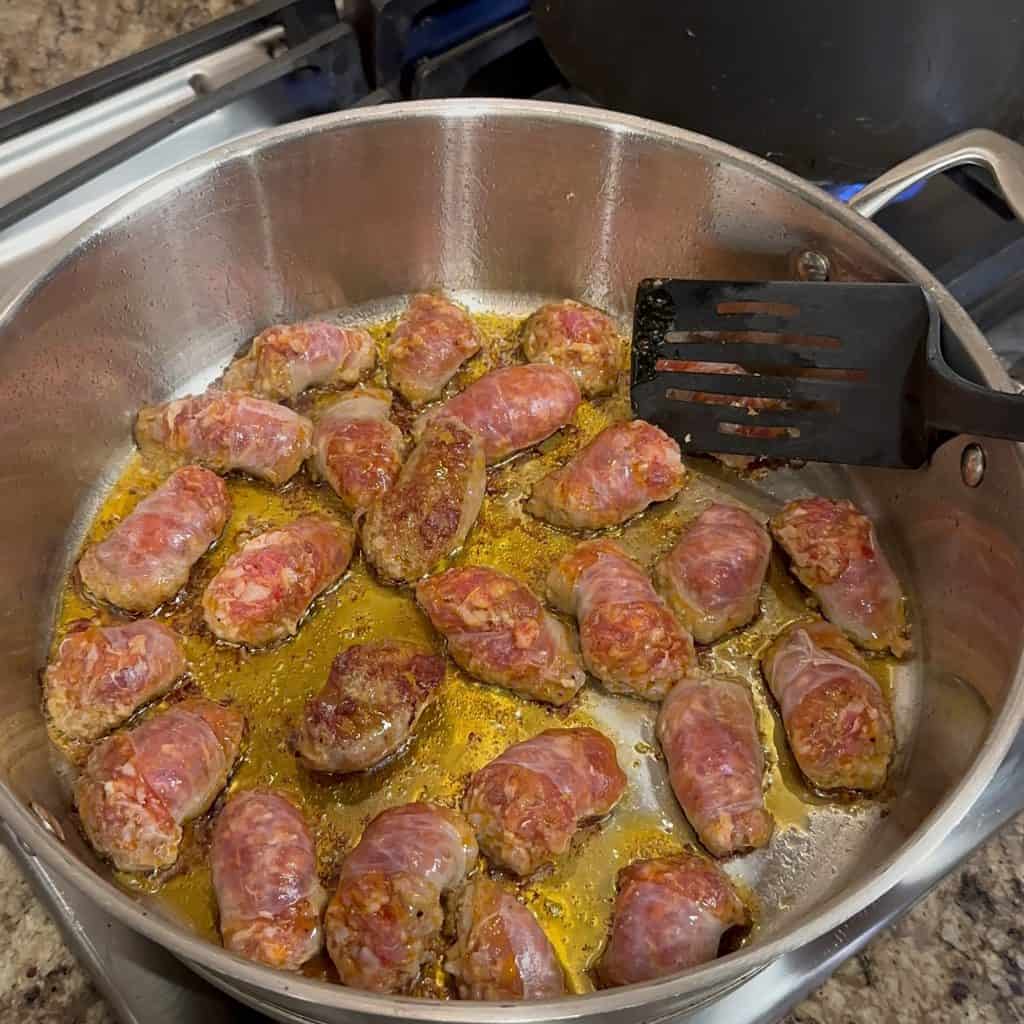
[462, 727, 626, 876]
[296, 640, 445, 773]
[361, 416, 485, 584]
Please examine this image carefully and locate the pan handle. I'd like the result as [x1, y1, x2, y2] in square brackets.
[849, 129, 1024, 221]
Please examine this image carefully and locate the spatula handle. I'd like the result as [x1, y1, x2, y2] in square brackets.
[926, 325, 1024, 442]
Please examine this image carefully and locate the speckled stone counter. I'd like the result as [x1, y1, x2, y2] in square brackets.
[2, 4, 1024, 1023]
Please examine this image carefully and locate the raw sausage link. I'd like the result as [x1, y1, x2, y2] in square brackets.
[135, 390, 313, 486]
[75, 697, 245, 872]
[527, 420, 686, 530]
[310, 388, 405, 515]
[202, 515, 354, 647]
[387, 294, 482, 407]
[548, 539, 696, 700]
[770, 497, 909, 656]
[295, 640, 445, 773]
[462, 727, 625, 876]
[78, 465, 230, 613]
[44, 620, 185, 747]
[361, 416, 485, 584]
[656, 675, 773, 857]
[655, 503, 771, 644]
[325, 803, 477, 993]
[223, 321, 375, 400]
[413, 364, 580, 465]
[520, 299, 624, 398]
[761, 621, 894, 793]
[445, 877, 565, 1000]
[211, 789, 326, 970]
[415, 566, 585, 706]
[597, 852, 749, 986]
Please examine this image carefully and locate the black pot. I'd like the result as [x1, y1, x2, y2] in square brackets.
[532, 0, 1024, 180]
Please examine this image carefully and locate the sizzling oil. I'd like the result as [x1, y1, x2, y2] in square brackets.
[52, 309, 896, 995]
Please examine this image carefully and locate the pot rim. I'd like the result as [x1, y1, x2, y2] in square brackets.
[1, 98, 1021, 1021]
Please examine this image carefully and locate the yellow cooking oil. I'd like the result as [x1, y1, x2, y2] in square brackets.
[52, 308, 897, 993]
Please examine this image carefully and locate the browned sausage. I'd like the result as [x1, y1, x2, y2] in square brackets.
[295, 641, 445, 773]
[360, 416, 485, 584]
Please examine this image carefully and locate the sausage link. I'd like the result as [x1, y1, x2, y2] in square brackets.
[44, 620, 185, 747]
[361, 416, 485, 584]
[78, 465, 229, 613]
[770, 497, 909, 656]
[212, 789, 326, 970]
[202, 515, 354, 647]
[135, 391, 313, 485]
[295, 641, 445, 773]
[548, 539, 695, 700]
[520, 299, 623, 398]
[75, 698, 244, 872]
[446, 878, 565, 1000]
[462, 727, 625, 876]
[657, 675, 773, 857]
[223, 321, 375, 400]
[413, 364, 580, 465]
[655, 503, 771, 644]
[527, 420, 685, 530]
[598, 852, 749, 986]
[761, 621, 894, 793]
[325, 803, 477, 993]
[416, 566, 585, 706]
[387, 294, 481, 407]
[310, 388, 405, 515]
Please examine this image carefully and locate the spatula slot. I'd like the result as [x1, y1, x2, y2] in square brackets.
[752, 365, 868, 382]
[717, 421, 800, 439]
[665, 402, 832, 431]
[652, 366, 864, 401]
[656, 339, 868, 370]
[664, 329, 841, 350]
[716, 300, 800, 318]
[665, 388, 840, 415]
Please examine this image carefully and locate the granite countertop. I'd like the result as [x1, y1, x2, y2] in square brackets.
[1, 4, 1024, 1023]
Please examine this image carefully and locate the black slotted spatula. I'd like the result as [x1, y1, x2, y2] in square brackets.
[630, 279, 1024, 469]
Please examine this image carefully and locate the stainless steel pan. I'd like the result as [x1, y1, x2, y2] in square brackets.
[0, 101, 1022, 1024]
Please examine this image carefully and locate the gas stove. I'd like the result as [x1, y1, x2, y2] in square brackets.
[2, 3, 1023, 1022]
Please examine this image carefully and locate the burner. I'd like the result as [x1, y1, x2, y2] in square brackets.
[373, 0, 531, 85]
